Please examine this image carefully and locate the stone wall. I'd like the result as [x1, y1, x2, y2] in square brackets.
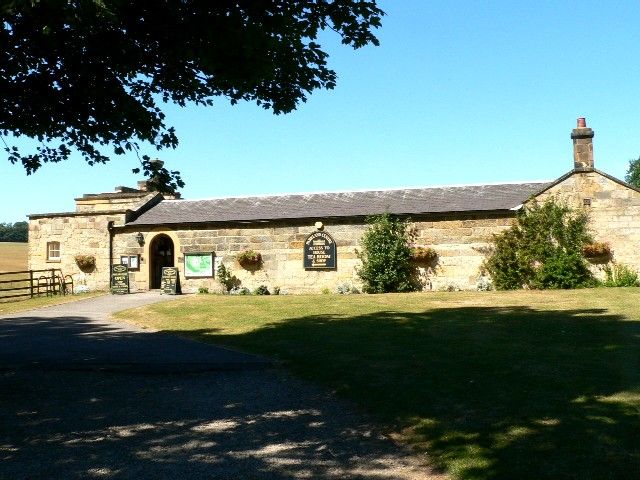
[117, 213, 515, 294]
[535, 170, 640, 275]
[28, 212, 124, 291]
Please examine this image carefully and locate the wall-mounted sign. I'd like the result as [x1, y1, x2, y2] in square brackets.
[184, 253, 214, 278]
[111, 264, 130, 294]
[304, 230, 337, 270]
[161, 266, 181, 295]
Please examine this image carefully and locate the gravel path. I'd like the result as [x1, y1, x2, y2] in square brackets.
[0, 292, 270, 371]
[0, 293, 446, 479]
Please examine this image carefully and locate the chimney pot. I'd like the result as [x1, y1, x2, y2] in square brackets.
[571, 117, 594, 170]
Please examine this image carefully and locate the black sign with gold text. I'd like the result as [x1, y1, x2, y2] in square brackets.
[303, 231, 337, 270]
[161, 266, 181, 295]
[111, 264, 130, 294]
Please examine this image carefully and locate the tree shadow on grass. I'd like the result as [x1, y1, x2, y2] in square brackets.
[181, 305, 640, 480]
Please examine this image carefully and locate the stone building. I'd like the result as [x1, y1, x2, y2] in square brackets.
[27, 119, 640, 293]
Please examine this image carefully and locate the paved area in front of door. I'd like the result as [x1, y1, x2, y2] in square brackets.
[0, 292, 446, 479]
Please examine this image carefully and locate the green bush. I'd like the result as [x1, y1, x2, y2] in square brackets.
[602, 263, 640, 287]
[484, 199, 594, 290]
[356, 213, 419, 293]
[216, 263, 240, 293]
[253, 285, 270, 295]
[197, 287, 209, 294]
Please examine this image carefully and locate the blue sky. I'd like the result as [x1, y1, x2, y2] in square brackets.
[3, 0, 640, 222]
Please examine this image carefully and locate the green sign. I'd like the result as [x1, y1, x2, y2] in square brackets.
[184, 253, 214, 278]
[161, 266, 180, 295]
[111, 264, 130, 294]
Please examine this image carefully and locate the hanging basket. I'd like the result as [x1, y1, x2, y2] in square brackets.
[582, 242, 612, 263]
[410, 246, 438, 264]
[237, 250, 262, 269]
[75, 254, 96, 272]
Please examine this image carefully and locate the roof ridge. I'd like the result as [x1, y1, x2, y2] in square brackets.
[164, 180, 552, 203]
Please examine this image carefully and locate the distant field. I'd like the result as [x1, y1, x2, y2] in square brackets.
[0, 242, 27, 273]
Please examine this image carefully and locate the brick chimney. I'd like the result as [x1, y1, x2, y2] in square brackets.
[571, 117, 594, 170]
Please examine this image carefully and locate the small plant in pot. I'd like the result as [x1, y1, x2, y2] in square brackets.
[74, 254, 96, 272]
[236, 249, 262, 269]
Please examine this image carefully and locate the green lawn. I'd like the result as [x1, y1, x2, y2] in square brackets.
[116, 289, 640, 480]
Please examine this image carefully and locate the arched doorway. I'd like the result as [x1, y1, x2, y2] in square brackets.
[149, 234, 174, 289]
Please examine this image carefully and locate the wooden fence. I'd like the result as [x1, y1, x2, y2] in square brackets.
[0, 269, 74, 301]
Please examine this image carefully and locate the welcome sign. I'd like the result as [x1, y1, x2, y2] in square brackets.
[303, 230, 337, 270]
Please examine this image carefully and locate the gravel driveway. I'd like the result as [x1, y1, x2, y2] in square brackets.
[0, 293, 445, 479]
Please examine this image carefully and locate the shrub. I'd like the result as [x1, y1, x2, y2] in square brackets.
[230, 286, 251, 295]
[321, 287, 331, 295]
[476, 276, 493, 291]
[197, 287, 209, 294]
[237, 250, 262, 269]
[272, 286, 281, 295]
[253, 285, 270, 295]
[217, 263, 240, 293]
[484, 199, 594, 290]
[602, 263, 640, 287]
[356, 213, 419, 293]
[336, 282, 361, 294]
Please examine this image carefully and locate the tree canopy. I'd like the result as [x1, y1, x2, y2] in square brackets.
[625, 157, 640, 188]
[0, 221, 28, 242]
[0, 1, 383, 192]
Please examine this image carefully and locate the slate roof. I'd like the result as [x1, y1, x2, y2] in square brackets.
[126, 181, 551, 226]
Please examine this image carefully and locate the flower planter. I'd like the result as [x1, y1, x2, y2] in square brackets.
[74, 254, 96, 272]
[237, 250, 262, 270]
[410, 247, 438, 264]
[582, 242, 612, 263]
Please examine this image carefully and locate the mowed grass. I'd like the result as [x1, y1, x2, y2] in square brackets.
[0, 242, 27, 272]
[116, 289, 640, 480]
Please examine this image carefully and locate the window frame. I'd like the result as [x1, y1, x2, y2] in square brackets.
[46, 241, 61, 262]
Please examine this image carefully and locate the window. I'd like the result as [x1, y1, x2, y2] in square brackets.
[120, 255, 140, 271]
[47, 241, 61, 261]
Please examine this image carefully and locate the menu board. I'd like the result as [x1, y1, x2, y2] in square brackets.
[161, 266, 180, 295]
[111, 264, 130, 294]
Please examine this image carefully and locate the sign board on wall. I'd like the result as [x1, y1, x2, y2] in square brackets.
[111, 264, 130, 294]
[303, 230, 337, 270]
[161, 266, 181, 295]
[184, 253, 214, 278]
